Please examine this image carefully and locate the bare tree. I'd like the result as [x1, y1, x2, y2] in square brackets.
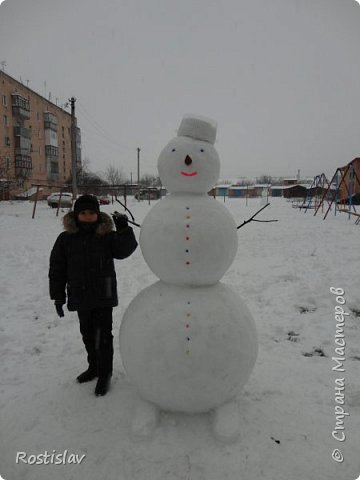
[140, 173, 161, 187]
[103, 165, 128, 199]
[105, 165, 126, 185]
[66, 156, 108, 195]
[218, 179, 233, 185]
[235, 179, 255, 186]
[256, 175, 272, 185]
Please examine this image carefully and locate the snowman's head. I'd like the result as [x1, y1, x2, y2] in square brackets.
[158, 115, 220, 194]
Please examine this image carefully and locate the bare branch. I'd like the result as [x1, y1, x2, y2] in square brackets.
[237, 203, 278, 229]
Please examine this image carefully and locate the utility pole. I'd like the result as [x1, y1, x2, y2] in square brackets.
[137, 147, 141, 202]
[69, 97, 78, 200]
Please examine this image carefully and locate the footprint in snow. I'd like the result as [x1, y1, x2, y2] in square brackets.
[303, 347, 326, 357]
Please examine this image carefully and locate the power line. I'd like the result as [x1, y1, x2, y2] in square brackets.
[76, 101, 133, 152]
[78, 119, 125, 152]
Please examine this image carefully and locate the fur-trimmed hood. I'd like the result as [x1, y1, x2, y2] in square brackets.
[63, 211, 114, 236]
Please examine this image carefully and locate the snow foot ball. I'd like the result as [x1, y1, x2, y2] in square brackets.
[212, 401, 242, 443]
[131, 398, 160, 439]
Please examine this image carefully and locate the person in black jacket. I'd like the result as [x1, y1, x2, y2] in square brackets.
[49, 194, 138, 396]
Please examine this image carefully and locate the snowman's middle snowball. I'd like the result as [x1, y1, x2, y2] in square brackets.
[140, 194, 238, 286]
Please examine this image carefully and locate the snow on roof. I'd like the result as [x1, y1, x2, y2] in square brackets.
[279, 184, 310, 190]
[15, 186, 44, 198]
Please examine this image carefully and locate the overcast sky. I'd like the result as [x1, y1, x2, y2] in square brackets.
[1, 0, 360, 181]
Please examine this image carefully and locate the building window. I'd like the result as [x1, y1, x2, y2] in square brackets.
[3, 115, 8, 126]
[6, 157, 10, 170]
[4, 136, 10, 146]
[2, 95, 7, 106]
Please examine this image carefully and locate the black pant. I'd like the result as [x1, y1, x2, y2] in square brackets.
[77, 307, 113, 378]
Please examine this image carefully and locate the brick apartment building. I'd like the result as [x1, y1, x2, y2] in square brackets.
[0, 70, 81, 200]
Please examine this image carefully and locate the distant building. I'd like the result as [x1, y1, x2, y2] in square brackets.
[210, 184, 231, 197]
[228, 186, 249, 198]
[337, 157, 360, 204]
[270, 186, 284, 197]
[282, 184, 308, 199]
[0, 70, 81, 200]
[227, 184, 271, 198]
[283, 177, 298, 186]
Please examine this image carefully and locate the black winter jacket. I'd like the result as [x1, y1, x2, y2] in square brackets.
[49, 211, 138, 311]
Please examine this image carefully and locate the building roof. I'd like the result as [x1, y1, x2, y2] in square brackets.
[0, 70, 71, 117]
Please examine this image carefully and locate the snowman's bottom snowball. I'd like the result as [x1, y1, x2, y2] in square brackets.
[119, 281, 258, 413]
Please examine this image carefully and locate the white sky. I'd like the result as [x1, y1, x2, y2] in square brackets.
[1, 0, 360, 180]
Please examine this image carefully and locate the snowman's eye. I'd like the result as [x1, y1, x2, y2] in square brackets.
[172, 148, 176, 152]
[200, 149, 204, 152]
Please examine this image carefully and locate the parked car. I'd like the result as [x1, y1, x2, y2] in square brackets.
[47, 192, 73, 208]
[134, 188, 161, 200]
[98, 195, 111, 205]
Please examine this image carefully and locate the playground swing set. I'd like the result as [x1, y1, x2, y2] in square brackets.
[310, 158, 360, 224]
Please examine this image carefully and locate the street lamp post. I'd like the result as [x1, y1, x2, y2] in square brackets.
[137, 148, 141, 202]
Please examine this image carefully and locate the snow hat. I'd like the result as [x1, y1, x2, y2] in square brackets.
[74, 194, 100, 215]
[177, 114, 217, 145]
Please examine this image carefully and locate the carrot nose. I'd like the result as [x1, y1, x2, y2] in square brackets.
[185, 155, 192, 166]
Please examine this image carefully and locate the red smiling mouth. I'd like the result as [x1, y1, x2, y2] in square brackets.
[181, 171, 198, 177]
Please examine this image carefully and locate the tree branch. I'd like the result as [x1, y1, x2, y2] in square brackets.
[237, 203, 278, 229]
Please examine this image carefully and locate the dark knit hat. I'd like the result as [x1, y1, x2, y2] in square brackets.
[74, 195, 100, 215]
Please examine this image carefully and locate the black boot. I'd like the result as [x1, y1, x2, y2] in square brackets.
[77, 367, 97, 383]
[95, 375, 111, 396]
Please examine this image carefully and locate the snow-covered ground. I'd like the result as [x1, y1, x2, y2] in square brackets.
[0, 197, 359, 480]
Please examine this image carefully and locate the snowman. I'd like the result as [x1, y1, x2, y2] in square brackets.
[120, 115, 258, 442]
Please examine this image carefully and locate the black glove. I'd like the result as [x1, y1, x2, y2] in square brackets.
[112, 212, 128, 231]
[54, 302, 65, 318]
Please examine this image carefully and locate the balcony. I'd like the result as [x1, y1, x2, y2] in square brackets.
[15, 135, 31, 155]
[15, 154, 32, 177]
[11, 94, 30, 120]
[44, 111, 57, 132]
[14, 126, 32, 139]
[44, 120, 58, 131]
[47, 159, 59, 182]
[45, 145, 59, 158]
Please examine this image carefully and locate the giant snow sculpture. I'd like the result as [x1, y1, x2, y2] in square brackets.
[119, 115, 258, 441]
